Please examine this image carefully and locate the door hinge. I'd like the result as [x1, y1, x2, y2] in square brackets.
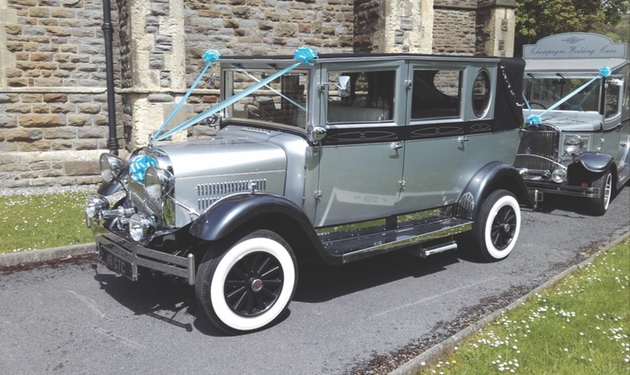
[399, 180, 406, 192]
[314, 190, 322, 202]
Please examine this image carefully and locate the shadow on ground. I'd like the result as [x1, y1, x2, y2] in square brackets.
[90, 248, 467, 335]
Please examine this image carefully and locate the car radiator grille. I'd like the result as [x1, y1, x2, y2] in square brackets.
[514, 130, 559, 171]
[129, 180, 164, 221]
[197, 179, 267, 211]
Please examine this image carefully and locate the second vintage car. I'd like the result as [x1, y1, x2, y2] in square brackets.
[86, 48, 532, 333]
[517, 33, 630, 215]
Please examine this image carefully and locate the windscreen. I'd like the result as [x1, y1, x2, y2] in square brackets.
[523, 75, 602, 112]
[224, 69, 309, 128]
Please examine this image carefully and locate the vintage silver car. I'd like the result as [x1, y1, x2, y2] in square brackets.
[517, 33, 630, 215]
[86, 49, 532, 333]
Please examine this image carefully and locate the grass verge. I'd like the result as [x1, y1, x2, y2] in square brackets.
[416, 238, 630, 375]
[0, 192, 93, 254]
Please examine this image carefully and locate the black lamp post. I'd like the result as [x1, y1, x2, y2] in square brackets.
[102, 0, 119, 155]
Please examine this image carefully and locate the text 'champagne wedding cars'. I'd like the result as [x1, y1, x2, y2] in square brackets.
[86, 48, 532, 333]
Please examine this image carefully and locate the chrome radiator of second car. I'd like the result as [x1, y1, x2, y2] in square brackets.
[514, 129, 559, 171]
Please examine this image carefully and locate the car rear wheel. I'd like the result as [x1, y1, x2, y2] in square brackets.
[471, 189, 521, 262]
[195, 229, 297, 334]
[586, 170, 612, 216]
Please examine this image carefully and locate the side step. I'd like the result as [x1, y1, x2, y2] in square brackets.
[319, 217, 472, 264]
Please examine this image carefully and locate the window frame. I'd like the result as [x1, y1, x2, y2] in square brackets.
[318, 60, 406, 129]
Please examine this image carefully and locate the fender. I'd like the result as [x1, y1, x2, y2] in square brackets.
[456, 161, 533, 221]
[572, 152, 613, 173]
[189, 192, 320, 243]
[97, 180, 123, 196]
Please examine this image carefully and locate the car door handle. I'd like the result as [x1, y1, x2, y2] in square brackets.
[390, 142, 403, 150]
[458, 136, 469, 144]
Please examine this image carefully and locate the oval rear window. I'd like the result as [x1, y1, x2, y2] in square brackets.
[472, 70, 491, 117]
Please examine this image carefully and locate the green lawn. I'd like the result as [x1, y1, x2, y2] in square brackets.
[416, 239, 630, 375]
[0, 192, 94, 254]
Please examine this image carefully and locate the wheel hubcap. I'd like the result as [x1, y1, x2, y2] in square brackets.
[251, 278, 263, 292]
[224, 251, 284, 317]
[491, 206, 517, 250]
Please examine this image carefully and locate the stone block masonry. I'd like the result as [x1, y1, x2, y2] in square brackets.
[0, 0, 124, 191]
[1, 0, 516, 193]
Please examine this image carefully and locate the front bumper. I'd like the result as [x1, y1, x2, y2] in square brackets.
[96, 232, 196, 285]
[522, 177, 599, 200]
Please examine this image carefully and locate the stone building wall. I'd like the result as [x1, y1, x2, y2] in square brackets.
[0, 0, 124, 190]
[475, 0, 515, 57]
[433, 8, 476, 55]
[0, 0, 516, 193]
[433, 0, 476, 55]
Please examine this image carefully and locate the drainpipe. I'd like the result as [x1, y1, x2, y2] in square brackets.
[102, 0, 119, 155]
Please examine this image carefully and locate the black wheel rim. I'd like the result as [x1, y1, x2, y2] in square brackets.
[224, 251, 284, 317]
[491, 205, 517, 250]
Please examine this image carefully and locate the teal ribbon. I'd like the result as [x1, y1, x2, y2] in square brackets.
[152, 49, 221, 141]
[525, 66, 611, 126]
[152, 47, 318, 142]
[129, 155, 158, 184]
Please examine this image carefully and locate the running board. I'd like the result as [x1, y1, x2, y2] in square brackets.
[319, 217, 472, 264]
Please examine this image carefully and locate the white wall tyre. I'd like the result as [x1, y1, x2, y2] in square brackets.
[587, 171, 612, 216]
[195, 230, 297, 334]
[472, 189, 521, 262]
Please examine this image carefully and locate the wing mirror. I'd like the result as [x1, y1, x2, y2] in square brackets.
[336, 76, 351, 97]
[317, 75, 352, 97]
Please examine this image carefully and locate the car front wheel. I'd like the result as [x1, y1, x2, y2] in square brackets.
[471, 189, 521, 262]
[195, 229, 297, 334]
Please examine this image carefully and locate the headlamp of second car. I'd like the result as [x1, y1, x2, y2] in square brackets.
[563, 135, 584, 156]
[144, 166, 174, 199]
[551, 168, 567, 183]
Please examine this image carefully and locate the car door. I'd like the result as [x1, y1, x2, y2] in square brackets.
[398, 63, 468, 213]
[313, 61, 405, 227]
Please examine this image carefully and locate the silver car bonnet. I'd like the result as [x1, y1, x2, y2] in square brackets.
[155, 135, 286, 178]
[151, 134, 287, 226]
[526, 112, 602, 132]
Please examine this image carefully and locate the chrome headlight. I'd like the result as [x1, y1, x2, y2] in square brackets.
[85, 194, 109, 228]
[144, 166, 175, 199]
[564, 135, 584, 155]
[99, 153, 127, 182]
[129, 213, 156, 242]
[551, 168, 567, 183]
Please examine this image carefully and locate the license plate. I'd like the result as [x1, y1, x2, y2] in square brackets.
[99, 246, 134, 280]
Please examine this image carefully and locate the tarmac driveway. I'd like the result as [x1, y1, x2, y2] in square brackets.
[0, 189, 628, 375]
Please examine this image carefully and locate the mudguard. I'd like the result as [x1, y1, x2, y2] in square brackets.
[189, 193, 320, 243]
[97, 180, 123, 196]
[573, 152, 613, 173]
[456, 161, 533, 221]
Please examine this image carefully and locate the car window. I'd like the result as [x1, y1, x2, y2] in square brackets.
[605, 78, 621, 118]
[411, 69, 462, 120]
[327, 70, 395, 124]
[225, 70, 309, 128]
[472, 70, 491, 117]
[523, 76, 601, 112]
[625, 73, 630, 114]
